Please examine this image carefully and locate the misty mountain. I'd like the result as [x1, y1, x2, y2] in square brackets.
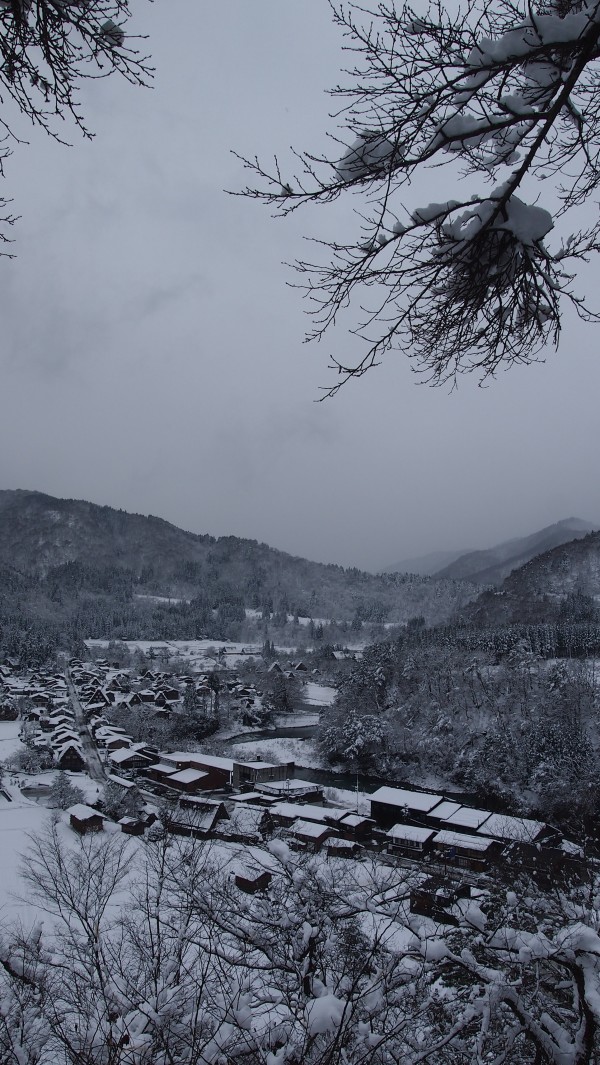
[0, 490, 481, 629]
[381, 548, 470, 576]
[434, 518, 596, 585]
[461, 529, 600, 628]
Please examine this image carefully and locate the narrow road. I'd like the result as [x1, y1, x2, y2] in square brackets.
[66, 670, 106, 784]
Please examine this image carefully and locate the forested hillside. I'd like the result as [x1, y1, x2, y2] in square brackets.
[319, 631, 600, 830]
[318, 531, 600, 829]
[462, 530, 600, 627]
[435, 518, 595, 584]
[0, 491, 482, 666]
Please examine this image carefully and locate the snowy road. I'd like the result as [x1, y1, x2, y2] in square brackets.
[66, 671, 106, 783]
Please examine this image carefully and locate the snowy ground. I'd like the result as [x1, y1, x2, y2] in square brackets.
[229, 736, 322, 768]
[135, 594, 189, 605]
[0, 793, 51, 923]
[304, 683, 336, 706]
[0, 720, 23, 762]
[86, 638, 267, 669]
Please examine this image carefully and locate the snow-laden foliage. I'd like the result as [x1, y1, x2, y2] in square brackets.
[46, 771, 85, 811]
[239, 0, 600, 390]
[2, 821, 600, 1062]
[318, 637, 600, 824]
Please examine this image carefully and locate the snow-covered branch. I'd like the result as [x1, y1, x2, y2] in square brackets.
[237, 0, 600, 390]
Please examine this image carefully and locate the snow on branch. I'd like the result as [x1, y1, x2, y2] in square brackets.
[237, 0, 600, 392]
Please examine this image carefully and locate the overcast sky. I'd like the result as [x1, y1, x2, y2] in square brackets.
[0, 1, 598, 573]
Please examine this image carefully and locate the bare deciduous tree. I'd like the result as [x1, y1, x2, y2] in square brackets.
[238, 1, 600, 392]
[1, 822, 600, 1063]
[0, 1, 152, 250]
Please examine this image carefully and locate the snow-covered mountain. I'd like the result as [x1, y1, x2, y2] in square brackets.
[435, 518, 596, 585]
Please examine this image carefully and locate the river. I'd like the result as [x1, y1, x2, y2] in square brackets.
[225, 723, 482, 806]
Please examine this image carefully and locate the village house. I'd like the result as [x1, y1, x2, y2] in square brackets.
[369, 786, 444, 829]
[165, 799, 228, 839]
[432, 830, 501, 872]
[270, 802, 350, 831]
[233, 866, 272, 894]
[387, 823, 436, 859]
[290, 819, 332, 852]
[108, 747, 154, 773]
[68, 804, 106, 834]
[55, 742, 86, 771]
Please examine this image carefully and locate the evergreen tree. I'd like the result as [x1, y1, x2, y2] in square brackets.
[47, 772, 85, 811]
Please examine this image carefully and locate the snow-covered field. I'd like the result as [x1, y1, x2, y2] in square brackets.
[229, 736, 322, 768]
[87, 638, 259, 669]
[135, 594, 189, 605]
[0, 719, 23, 762]
[0, 793, 51, 922]
[304, 683, 336, 706]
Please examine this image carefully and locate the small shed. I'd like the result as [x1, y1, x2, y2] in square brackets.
[68, 804, 105, 835]
[118, 816, 145, 836]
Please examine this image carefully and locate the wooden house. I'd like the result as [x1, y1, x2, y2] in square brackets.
[326, 838, 362, 859]
[68, 804, 105, 834]
[165, 800, 228, 839]
[410, 879, 471, 926]
[218, 804, 270, 842]
[433, 830, 501, 872]
[0, 701, 18, 720]
[338, 813, 374, 842]
[118, 816, 145, 836]
[109, 748, 153, 772]
[233, 758, 295, 789]
[369, 787, 444, 829]
[387, 823, 436, 859]
[474, 813, 556, 846]
[291, 819, 332, 852]
[104, 735, 134, 752]
[234, 868, 272, 894]
[55, 743, 85, 771]
[158, 752, 233, 790]
[163, 767, 211, 794]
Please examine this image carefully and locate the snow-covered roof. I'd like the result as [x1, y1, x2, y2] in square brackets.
[106, 773, 136, 789]
[164, 752, 235, 772]
[429, 800, 462, 820]
[67, 804, 105, 820]
[255, 778, 318, 796]
[271, 802, 348, 824]
[434, 830, 497, 852]
[475, 813, 547, 842]
[225, 806, 265, 834]
[109, 748, 148, 765]
[340, 814, 372, 828]
[388, 824, 435, 843]
[292, 820, 331, 839]
[55, 741, 83, 757]
[370, 786, 443, 812]
[440, 807, 492, 831]
[167, 768, 209, 785]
